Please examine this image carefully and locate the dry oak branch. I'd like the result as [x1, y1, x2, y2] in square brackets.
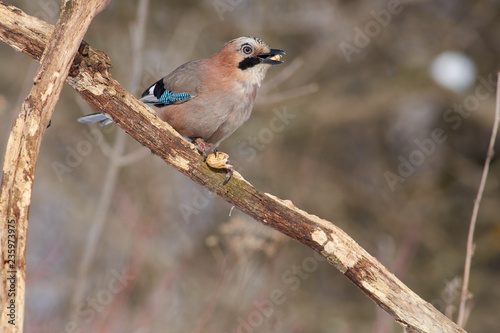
[0, 3, 467, 333]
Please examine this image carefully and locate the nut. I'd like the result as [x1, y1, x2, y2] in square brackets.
[206, 152, 230, 169]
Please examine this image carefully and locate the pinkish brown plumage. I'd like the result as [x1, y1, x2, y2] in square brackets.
[79, 37, 285, 158]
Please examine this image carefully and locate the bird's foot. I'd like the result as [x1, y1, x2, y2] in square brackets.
[206, 152, 234, 185]
[193, 138, 233, 184]
[193, 138, 216, 160]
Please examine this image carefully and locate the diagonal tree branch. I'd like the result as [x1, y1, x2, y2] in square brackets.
[0, 3, 467, 333]
[0, 1, 109, 332]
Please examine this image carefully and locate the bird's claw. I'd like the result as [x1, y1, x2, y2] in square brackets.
[193, 138, 216, 160]
[223, 166, 234, 185]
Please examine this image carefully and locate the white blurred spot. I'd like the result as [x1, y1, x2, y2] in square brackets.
[430, 51, 476, 93]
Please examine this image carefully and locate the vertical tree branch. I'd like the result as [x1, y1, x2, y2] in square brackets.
[456, 72, 500, 327]
[0, 1, 109, 331]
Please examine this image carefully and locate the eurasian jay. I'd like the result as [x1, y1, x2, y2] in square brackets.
[78, 36, 285, 183]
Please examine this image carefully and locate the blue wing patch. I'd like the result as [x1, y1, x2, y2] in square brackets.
[158, 90, 195, 105]
[140, 78, 195, 107]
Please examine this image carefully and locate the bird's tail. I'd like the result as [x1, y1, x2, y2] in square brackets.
[77, 113, 114, 126]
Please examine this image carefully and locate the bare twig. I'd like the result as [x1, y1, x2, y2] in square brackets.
[457, 72, 500, 327]
[0, 4, 470, 333]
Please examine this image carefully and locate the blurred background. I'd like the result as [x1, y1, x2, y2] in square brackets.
[1, 0, 500, 332]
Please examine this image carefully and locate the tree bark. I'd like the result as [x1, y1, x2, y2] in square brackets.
[0, 1, 109, 332]
[0, 3, 467, 333]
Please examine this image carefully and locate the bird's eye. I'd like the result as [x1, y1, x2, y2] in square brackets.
[242, 45, 253, 55]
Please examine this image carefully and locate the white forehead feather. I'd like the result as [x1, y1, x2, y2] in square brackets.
[225, 36, 270, 50]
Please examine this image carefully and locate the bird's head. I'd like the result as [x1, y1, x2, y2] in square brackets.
[216, 36, 285, 86]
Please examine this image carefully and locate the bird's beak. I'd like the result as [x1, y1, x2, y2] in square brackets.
[258, 49, 286, 65]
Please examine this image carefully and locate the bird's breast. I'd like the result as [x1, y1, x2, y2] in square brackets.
[154, 78, 258, 146]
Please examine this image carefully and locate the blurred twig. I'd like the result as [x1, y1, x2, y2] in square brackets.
[258, 83, 319, 105]
[261, 57, 305, 90]
[456, 72, 500, 327]
[258, 57, 319, 105]
[68, 0, 150, 325]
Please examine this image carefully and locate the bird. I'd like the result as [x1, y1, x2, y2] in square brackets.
[78, 36, 285, 183]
